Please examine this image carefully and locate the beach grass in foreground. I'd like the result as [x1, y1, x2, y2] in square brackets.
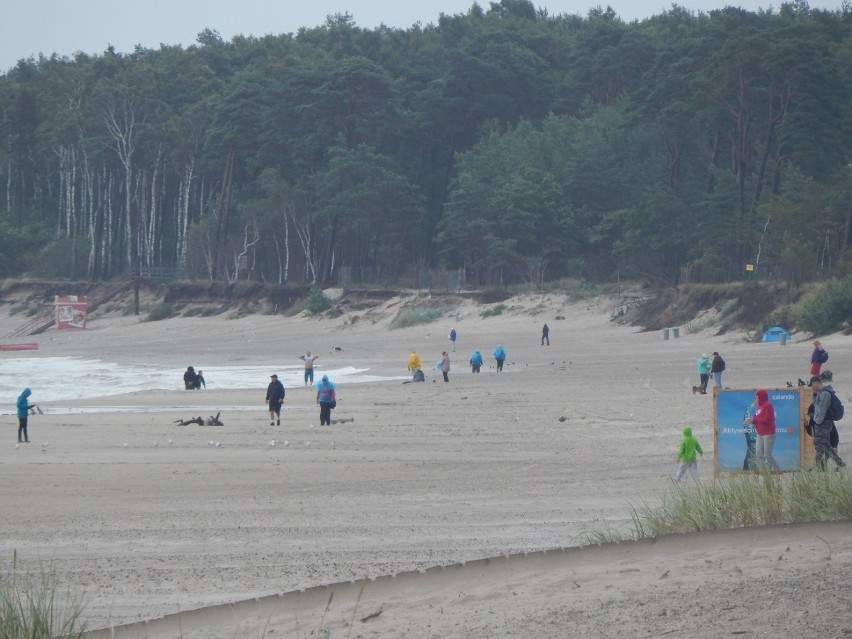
[0, 560, 86, 639]
[628, 468, 852, 538]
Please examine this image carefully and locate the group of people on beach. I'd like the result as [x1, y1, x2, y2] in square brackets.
[183, 366, 206, 389]
[264, 352, 337, 427]
[679, 340, 845, 481]
[405, 327, 512, 384]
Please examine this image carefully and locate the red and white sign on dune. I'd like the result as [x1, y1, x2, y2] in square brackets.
[55, 295, 88, 330]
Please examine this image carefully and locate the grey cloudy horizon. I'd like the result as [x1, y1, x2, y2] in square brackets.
[2, 0, 843, 73]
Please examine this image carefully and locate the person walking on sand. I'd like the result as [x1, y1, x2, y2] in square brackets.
[469, 350, 483, 373]
[300, 351, 318, 386]
[745, 389, 780, 471]
[710, 352, 725, 388]
[266, 374, 285, 426]
[449, 328, 457, 352]
[541, 323, 549, 346]
[808, 375, 845, 470]
[17, 387, 35, 443]
[810, 340, 827, 376]
[316, 374, 336, 425]
[674, 425, 703, 481]
[696, 353, 711, 394]
[440, 351, 451, 382]
[493, 345, 506, 372]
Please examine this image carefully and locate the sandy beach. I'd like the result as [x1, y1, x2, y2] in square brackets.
[1, 292, 850, 638]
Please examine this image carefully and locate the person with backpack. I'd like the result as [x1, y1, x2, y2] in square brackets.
[711, 352, 726, 389]
[808, 375, 845, 470]
[469, 350, 483, 373]
[493, 345, 506, 372]
[810, 340, 827, 376]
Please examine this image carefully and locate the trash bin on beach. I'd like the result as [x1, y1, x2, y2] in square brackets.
[672, 327, 680, 339]
[663, 328, 670, 340]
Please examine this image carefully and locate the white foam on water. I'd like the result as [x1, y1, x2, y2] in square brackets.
[1, 356, 407, 409]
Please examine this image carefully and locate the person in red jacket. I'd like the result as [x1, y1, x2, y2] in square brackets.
[745, 389, 780, 471]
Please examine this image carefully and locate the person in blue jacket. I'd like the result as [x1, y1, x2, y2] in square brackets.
[17, 387, 35, 443]
[493, 346, 506, 372]
[469, 350, 483, 373]
[316, 374, 337, 426]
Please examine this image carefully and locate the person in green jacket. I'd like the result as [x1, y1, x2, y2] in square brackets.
[674, 425, 704, 481]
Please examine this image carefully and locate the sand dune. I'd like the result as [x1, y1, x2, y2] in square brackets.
[1, 292, 849, 637]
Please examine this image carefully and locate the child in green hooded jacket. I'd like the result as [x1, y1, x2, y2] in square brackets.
[675, 425, 703, 481]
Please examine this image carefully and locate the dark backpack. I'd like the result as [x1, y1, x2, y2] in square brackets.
[819, 350, 829, 363]
[718, 357, 726, 372]
[826, 390, 844, 421]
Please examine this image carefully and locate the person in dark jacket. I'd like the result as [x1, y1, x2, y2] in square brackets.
[183, 366, 198, 390]
[810, 341, 826, 376]
[808, 376, 845, 470]
[710, 352, 725, 388]
[17, 387, 34, 443]
[316, 375, 336, 425]
[195, 370, 206, 389]
[541, 323, 550, 346]
[266, 374, 286, 426]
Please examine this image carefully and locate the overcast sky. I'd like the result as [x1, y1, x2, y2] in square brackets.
[1, 0, 843, 73]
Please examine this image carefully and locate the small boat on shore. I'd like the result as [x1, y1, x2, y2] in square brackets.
[0, 343, 39, 351]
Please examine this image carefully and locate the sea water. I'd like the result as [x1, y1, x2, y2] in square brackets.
[1, 356, 406, 409]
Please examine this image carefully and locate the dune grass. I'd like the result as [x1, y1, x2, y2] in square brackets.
[0, 559, 86, 639]
[628, 469, 852, 538]
[389, 306, 443, 329]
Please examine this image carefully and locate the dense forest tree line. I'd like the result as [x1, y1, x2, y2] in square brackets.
[0, 0, 850, 288]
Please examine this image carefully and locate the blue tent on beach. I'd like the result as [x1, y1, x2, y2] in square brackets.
[761, 326, 792, 343]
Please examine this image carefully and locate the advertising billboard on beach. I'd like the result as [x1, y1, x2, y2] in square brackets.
[55, 295, 88, 330]
[713, 388, 811, 477]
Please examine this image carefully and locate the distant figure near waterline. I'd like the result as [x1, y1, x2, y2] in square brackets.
[195, 370, 206, 389]
[300, 351, 318, 386]
[17, 387, 34, 443]
[184, 366, 199, 390]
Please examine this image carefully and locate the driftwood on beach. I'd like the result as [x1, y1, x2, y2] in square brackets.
[174, 417, 204, 426]
[173, 412, 223, 426]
